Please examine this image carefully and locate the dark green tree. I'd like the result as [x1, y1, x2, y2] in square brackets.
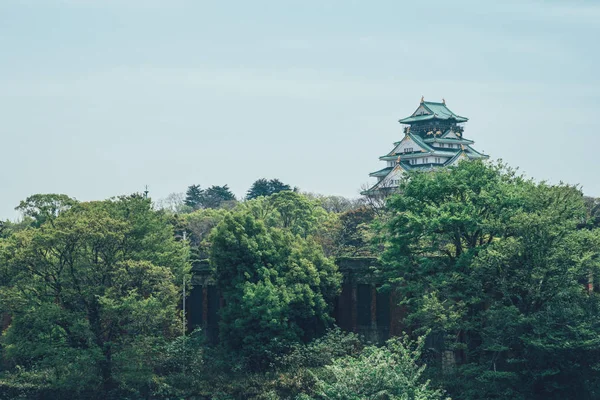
[184, 184, 235, 210]
[184, 184, 204, 210]
[202, 185, 236, 209]
[379, 160, 600, 399]
[210, 212, 341, 370]
[246, 178, 291, 200]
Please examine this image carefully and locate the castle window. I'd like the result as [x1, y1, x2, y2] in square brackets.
[435, 157, 441, 163]
[404, 147, 413, 153]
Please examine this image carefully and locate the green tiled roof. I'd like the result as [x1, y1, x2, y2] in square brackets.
[381, 154, 420, 161]
[399, 101, 468, 124]
[423, 137, 474, 145]
[369, 166, 393, 177]
[409, 133, 434, 151]
[382, 133, 434, 160]
[465, 145, 489, 158]
[444, 150, 467, 166]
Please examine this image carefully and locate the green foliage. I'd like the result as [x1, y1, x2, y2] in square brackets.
[148, 329, 365, 400]
[185, 184, 237, 210]
[210, 210, 341, 369]
[276, 328, 363, 370]
[185, 184, 204, 210]
[379, 160, 600, 399]
[0, 195, 190, 398]
[15, 193, 77, 227]
[155, 192, 192, 214]
[246, 178, 291, 200]
[583, 196, 600, 228]
[179, 207, 229, 260]
[334, 206, 375, 257]
[150, 328, 206, 398]
[305, 194, 361, 214]
[0, 218, 32, 239]
[307, 335, 444, 400]
[203, 185, 237, 209]
[240, 191, 331, 238]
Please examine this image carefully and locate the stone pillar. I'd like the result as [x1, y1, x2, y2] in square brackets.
[370, 285, 377, 329]
[389, 288, 404, 337]
[351, 284, 358, 332]
[202, 285, 208, 329]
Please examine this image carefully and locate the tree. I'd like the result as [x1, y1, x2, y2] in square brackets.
[0, 218, 32, 239]
[180, 208, 229, 260]
[246, 178, 291, 200]
[184, 184, 236, 210]
[304, 194, 362, 214]
[379, 160, 600, 399]
[202, 185, 236, 209]
[334, 206, 375, 257]
[0, 195, 190, 397]
[184, 184, 204, 210]
[210, 212, 341, 369]
[15, 193, 78, 227]
[155, 192, 192, 214]
[583, 196, 600, 228]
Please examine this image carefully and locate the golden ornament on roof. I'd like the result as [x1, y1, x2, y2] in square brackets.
[442, 98, 446, 105]
[420, 95, 424, 103]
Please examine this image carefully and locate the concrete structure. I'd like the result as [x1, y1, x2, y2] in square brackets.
[186, 257, 402, 344]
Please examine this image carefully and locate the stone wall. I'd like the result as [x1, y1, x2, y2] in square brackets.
[187, 257, 404, 344]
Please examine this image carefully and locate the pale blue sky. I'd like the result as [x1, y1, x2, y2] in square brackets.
[1, 0, 599, 219]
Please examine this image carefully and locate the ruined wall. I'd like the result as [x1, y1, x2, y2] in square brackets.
[335, 257, 405, 343]
[187, 257, 404, 344]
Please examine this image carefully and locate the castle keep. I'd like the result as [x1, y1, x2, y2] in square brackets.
[365, 97, 488, 194]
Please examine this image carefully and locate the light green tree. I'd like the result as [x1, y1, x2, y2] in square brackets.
[0, 195, 190, 397]
[307, 336, 444, 400]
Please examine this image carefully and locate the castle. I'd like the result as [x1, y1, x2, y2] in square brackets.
[364, 97, 488, 195]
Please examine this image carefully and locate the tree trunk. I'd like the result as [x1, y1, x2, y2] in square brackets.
[88, 298, 116, 396]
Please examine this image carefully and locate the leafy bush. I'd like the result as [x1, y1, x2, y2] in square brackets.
[308, 336, 445, 400]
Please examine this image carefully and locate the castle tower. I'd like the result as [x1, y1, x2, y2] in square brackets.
[363, 97, 488, 195]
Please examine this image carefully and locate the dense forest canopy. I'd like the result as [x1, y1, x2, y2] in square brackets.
[1, 166, 600, 399]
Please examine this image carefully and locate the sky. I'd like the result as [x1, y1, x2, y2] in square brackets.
[1, 0, 599, 219]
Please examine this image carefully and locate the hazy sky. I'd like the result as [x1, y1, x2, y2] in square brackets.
[2, 0, 599, 219]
